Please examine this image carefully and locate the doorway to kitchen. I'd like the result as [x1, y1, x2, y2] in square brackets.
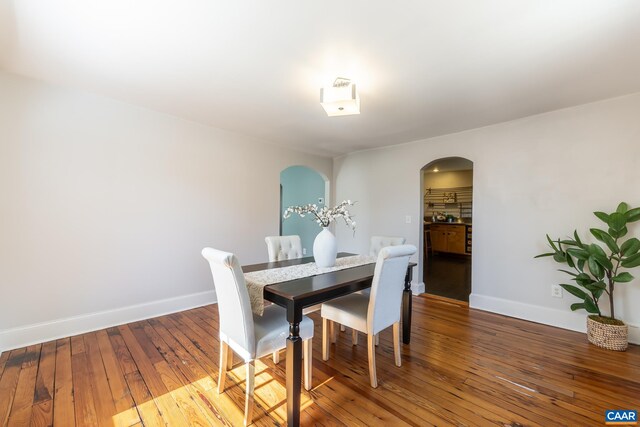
[421, 157, 473, 302]
[280, 166, 329, 257]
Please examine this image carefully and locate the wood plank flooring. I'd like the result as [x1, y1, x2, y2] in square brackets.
[1, 295, 639, 426]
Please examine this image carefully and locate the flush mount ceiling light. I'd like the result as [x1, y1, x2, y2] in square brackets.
[320, 77, 360, 117]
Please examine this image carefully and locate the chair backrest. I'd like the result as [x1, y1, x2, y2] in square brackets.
[265, 235, 303, 261]
[201, 248, 255, 359]
[367, 244, 416, 335]
[369, 236, 406, 257]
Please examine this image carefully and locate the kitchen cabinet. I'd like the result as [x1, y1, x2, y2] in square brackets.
[430, 226, 448, 253]
[430, 224, 469, 255]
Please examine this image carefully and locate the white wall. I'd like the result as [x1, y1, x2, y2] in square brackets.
[0, 72, 331, 351]
[334, 92, 640, 343]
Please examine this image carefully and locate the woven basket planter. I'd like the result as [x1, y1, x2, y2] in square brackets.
[587, 316, 628, 351]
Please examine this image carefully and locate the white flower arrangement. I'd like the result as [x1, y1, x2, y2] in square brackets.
[283, 200, 356, 231]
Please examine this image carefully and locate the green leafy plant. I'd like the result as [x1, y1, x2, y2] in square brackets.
[536, 202, 640, 320]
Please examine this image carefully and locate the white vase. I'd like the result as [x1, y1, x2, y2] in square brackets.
[313, 227, 337, 268]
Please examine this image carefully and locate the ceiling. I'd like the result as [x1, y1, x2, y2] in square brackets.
[2, 1, 640, 158]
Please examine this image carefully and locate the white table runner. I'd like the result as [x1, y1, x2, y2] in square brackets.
[245, 255, 377, 315]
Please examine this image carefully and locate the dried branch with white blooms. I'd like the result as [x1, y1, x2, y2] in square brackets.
[283, 200, 356, 231]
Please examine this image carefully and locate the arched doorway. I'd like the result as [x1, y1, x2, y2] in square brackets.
[421, 157, 473, 302]
[280, 166, 329, 256]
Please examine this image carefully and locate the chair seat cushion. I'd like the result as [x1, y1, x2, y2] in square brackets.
[254, 304, 314, 358]
[321, 293, 369, 333]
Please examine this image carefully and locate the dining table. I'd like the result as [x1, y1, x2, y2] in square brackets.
[242, 252, 417, 427]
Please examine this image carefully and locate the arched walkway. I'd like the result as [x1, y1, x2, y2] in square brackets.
[280, 165, 329, 256]
[420, 157, 473, 302]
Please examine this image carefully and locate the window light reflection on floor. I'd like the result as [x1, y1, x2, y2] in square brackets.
[111, 358, 321, 426]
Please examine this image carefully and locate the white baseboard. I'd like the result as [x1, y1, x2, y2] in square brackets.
[5, 289, 636, 353]
[411, 281, 425, 295]
[0, 290, 217, 353]
[469, 293, 640, 345]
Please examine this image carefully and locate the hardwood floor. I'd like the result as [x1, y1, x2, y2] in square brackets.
[424, 253, 471, 302]
[1, 296, 639, 426]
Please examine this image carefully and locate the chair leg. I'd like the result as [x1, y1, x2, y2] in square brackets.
[340, 324, 346, 332]
[244, 361, 255, 427]
[322, 318, 330, 361]
[303, 338, 312, 391]
[273, 350, 280, 364]
[375, 333, 380, 346]
[393, 322, 402, 367]
[218, 341, 228, 394]
[352, 329, 358, 346]
[330, 320, 337, 344]
[367, 334, 378, 388]
[227, 347, 234, 370]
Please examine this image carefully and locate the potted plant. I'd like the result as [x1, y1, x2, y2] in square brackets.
[536, 202, 640, 351]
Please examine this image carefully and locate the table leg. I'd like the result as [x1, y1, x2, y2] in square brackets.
[402, 266, 413, 344]
[286, 306, 303, 427]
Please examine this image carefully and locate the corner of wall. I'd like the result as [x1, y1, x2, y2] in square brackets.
[411, 281, 425, 295]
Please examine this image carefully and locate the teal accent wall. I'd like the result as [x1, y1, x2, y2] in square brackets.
[280, 166, 326, 256]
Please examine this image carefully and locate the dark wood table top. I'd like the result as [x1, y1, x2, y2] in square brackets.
[243, 252, 416, 307]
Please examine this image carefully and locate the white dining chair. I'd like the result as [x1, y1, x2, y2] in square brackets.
[321, 244, 416, 388]
[202, 248, 314, 426]
[265, 235, 303, 261]
[335, 235, 407, 338]
[369, 235, 406, 257]
[265, 235, 321, 352]
[357, 235, 407, 312]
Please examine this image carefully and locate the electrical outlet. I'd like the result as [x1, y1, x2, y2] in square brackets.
[405, 215, 412, 224]
[551, 284, 563, 298]
[302, 248, 307, 255]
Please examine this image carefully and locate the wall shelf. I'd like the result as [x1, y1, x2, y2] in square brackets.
[424, 186, 473, 220]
